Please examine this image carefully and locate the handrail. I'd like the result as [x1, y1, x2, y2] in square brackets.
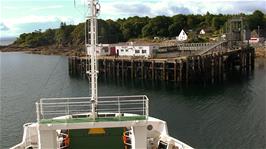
[198, 41, 227, 55]
[40, 95, 147, 101]
[37, 95, 149, 122]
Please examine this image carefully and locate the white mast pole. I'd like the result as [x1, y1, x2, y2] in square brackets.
[87, 0, 99, 120]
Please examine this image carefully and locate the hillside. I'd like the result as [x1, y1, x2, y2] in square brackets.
[5, 10, 266, 49]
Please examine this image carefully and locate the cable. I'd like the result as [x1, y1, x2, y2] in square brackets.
[25, 56, 63, 122]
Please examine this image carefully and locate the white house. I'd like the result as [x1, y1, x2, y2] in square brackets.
[87, 44, 116, 56]
[115, 44, 159, 58]
[200, 29, 206, 35]
[249, 37, 264, 43]
[177, 29, 188, 41]
[249, 30, 265, 43]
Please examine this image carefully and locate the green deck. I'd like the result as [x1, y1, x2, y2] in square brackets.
[69, 128, 125, 149]
[40, 116, 146, 124]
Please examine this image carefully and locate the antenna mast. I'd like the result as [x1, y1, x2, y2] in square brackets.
[87, 0, 100, 119]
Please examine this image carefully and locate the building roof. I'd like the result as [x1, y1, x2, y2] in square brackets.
[178, 29, 187, 37]
[115, 42, 159, 47]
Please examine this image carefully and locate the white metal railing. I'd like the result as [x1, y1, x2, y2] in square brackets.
[178, 42, 216, 51]
[10, 123, 38, 149]
[36, 95, 149, 122]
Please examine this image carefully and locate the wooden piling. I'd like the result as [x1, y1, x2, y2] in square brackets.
[68, 47, 255, 85]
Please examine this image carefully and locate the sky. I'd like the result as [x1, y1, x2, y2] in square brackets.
[0, 0, 266, 38]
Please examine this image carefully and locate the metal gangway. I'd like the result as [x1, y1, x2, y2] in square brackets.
[197, 41, 228, 55]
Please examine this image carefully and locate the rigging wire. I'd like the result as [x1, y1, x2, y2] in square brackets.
[25, 56, 63, 122]
[26, 0, 90, 122]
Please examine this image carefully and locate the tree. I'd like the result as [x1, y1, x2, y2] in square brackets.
[55, 22, 75, 47]
[142, 16, 172, 37]
[14, 11, 265, 48]
[212, 16, 226, 30]
[247, 10, 265, 30]
[71, 23, 85, 45]
[119, 16, 149, 40]
[168, 15, 187, 37]
[43, 29, 55, 45]
[186, 15, 203, 30]
[106, 19, 124, 43]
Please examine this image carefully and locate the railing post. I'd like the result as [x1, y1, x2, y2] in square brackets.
[118, 96, 120, 119]
[67, 98, 70, 116]
[40, 99, 43, 116]
[145, 96, 149, 120]
[36, 102, 40, 123]
[142, 96, 145, 116]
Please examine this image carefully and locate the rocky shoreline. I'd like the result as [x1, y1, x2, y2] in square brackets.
[0, 45, 85, 56]
[255, 46, 266, 58]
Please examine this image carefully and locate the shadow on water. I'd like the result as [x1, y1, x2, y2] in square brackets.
[97, 68, 255, 99]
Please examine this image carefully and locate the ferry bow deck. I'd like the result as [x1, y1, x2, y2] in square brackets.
[12, 95, 193, 149]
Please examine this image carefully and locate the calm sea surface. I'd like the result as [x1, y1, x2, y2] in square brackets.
[0, 52, 265, 149]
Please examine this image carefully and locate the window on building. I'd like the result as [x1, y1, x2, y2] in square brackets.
[142, 50, 147, 53]
[121, 49, 124, 52]
[126, 49, 129, 52]
[135, 50, 140, 53]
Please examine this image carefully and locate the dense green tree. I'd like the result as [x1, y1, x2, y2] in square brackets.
[212, 16, 227, 30]
[119, 16, 149, 40]
[55, 23, 75, 46]
[142, 16, 172, 37]
[186, 15, 203, 29]
[105, 19, 124, 43]
[71, 23, 85, 45]
[43, 29, 55, 45]
[168, 14, 187, 37]
[247, 10, 265, 30]
[14, 10, 265, 48]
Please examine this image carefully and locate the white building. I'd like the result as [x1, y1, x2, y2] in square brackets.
[87, 44, 115, 56]
[249, 37, 264, 43]
[115, 44, 159, 58]
[177, 29, 188, 41]
[200, 29, 206, 35]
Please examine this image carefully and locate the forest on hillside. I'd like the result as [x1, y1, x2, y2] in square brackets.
[14, 10, 266, 48]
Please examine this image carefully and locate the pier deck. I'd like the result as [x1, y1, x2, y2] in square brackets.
[69, 47, 255, 84]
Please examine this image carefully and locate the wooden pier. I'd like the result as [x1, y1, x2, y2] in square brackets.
[69, 18, 255, 85]
[68, 47, 255, 85]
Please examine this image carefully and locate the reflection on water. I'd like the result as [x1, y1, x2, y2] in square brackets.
[0, 52, 265, 149]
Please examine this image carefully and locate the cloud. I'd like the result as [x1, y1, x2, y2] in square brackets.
[112, 3, 151, 16]
[4, 15, 76, 26]
[31, 5, 64, 11]
[0, 23, 9, 31]
[1, 15, 79, 37]
[99, 0, 266, 19]
[2, 6, 17, 10]
[1, 0, 266, 38]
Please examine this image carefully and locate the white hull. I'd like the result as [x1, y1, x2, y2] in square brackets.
[11, 113, 193, 149]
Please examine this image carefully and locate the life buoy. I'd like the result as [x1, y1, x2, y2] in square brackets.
[123, 133, 127, 144]
[64, 135, 70, 147]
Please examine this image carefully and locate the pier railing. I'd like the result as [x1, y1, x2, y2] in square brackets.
[36, 95, 149, 123]
[178, 42, 216, 51]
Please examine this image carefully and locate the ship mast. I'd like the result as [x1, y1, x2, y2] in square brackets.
[87, 0, 100, 119]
